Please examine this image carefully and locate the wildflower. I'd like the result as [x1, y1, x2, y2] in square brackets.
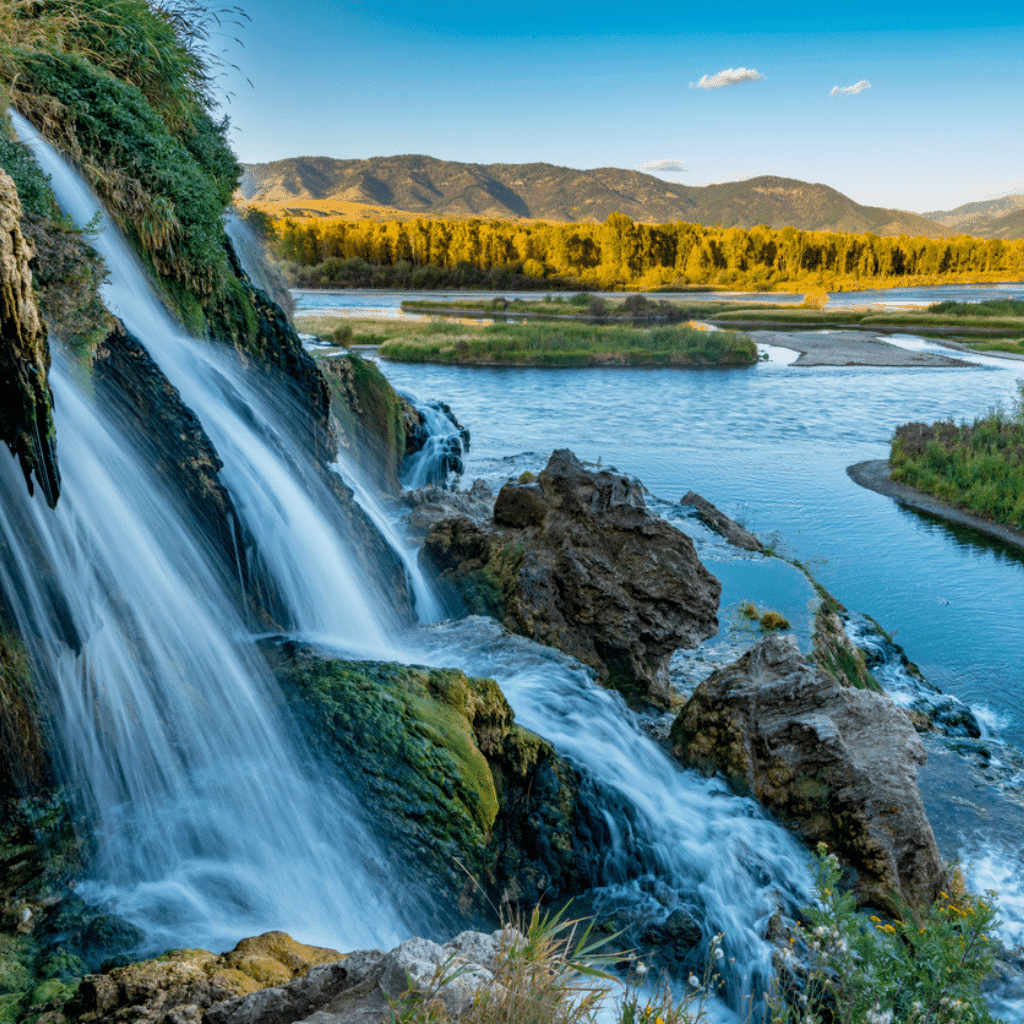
[688, 974, 700, 989]
[635, 962, 648, 976]
[713, 947, 725, 961]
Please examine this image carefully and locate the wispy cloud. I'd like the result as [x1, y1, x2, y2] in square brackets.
[831, 80, 871, 97]
[690, 67, 764, 90]
[636, 160, 689, 173]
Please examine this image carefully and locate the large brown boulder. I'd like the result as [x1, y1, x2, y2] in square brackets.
[422, 450, 721, 707]
[670, 633, 948, 915]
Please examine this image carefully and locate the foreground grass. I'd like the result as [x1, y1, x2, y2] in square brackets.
[890, 383, 1024, 530]
[378, 320, 758, 367]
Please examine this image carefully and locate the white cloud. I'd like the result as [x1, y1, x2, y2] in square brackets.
[690, 67, 764, 90]
[636, 160, 689, 172]
[831, 80, 871, 97]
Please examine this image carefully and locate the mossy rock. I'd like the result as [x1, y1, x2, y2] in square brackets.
[812, 592, 882, 693]
[269, 641, 587, 913]
[318, 352, 407, 494]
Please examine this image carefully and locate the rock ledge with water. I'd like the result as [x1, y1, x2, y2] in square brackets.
[421, 450, 721, 708]
[670, 632, 948, 915]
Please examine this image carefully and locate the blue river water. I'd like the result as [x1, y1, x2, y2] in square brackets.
[293, 281, 1024, 318]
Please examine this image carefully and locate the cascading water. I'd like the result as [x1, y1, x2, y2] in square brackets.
[13, 111, 408, 661]
[401, 394, 471, 489]
[414, 618, 813, 1012]
[0, 355, 411, 953]
[9, 109, 818, 1014]
[329, 455, 445, 623]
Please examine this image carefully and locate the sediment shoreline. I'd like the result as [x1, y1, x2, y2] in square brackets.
[847, 459, 1024, 550]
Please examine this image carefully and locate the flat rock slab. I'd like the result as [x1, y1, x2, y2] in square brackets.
[848, 460, 1024, 552]
[750, 329, 972, 367]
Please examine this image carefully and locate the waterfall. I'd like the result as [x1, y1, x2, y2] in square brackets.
[13, 111, 409, 661]
[8, 109, 818, 1015]
[329, 457, 445, 623]
[0, 354, 411, 953]
[401, 395, 470, 489]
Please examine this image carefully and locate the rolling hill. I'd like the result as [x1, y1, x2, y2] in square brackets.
[923, 195, 1024, 238]
[239, 155, 950, 237]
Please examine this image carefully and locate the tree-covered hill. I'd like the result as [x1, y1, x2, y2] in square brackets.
[240, 156, 950, 237]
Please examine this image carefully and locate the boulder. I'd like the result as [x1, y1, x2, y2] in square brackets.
[670, 633, 948, 915]
[679, 492, 762, 552]
[268, 641, 589, 913]
[204, 931, 513, 1024]
[405, 479, 493, 542]
[69, 932, 345, 1024]
[422, 450, 721, 707]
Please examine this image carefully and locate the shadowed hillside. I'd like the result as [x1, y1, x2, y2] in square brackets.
[240, 155, 950, 237]
[924, 194, 1024, 238]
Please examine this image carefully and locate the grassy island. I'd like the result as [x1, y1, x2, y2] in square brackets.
[377, 320, 757, 367]
[890, 383, 1024, 530]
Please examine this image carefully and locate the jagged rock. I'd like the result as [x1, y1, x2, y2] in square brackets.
[0, 168, 59, 507]
[679, 492, 762, 551]
[70, 932, 343, 1024]
[670, 633, 948, 915]
[422, 450, 721, 707]
[267, 641, 588, 913]
[204, 930, 513, 1024]
[405, 479, 494, 541]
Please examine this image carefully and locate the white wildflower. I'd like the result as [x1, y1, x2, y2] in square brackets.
[689, 974, 701, 989]
[635, 962, 648, 976]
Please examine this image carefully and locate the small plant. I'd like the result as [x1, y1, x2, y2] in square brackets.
[739, 601, 761, 621]
[759, 610, 790, 632]
[518, 471, 536, 484]
[618, 935, 724, 1024]
[328, 324, 353, 346]
[769, 845, 998, 1024]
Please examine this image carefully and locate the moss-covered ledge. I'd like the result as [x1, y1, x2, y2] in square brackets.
[266, 640, 587, 915]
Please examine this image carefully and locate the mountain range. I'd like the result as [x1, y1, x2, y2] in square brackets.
[238, 155, 1024, 240]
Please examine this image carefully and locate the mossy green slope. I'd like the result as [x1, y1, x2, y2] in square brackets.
[271, 642, 585, 911]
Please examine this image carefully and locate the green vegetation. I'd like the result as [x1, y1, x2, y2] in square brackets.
[379, 321, 757, 368]
[930, 299, 1024, 318]
[738, 602, 791, 632]
[890, 383, 1024, 530]
[771, 845, 998, 1024]
[273, 211, 1024, 293]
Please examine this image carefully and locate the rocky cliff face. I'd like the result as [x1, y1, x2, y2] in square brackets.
[0, 169, 59, 508]
[422, 450, 721, 707]
[670, 633, 948, 915]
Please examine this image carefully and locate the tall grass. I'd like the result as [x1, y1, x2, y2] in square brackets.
[380, 322, 757, 367]
[928, 299, 1024, 319]
[890, 381, 1024, 530]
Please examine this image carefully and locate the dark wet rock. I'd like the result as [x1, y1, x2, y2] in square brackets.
[679, 492, 763, 552]
[0, 168, 59, 507]
[422, 450, 721, 708]
[266, 640, 589, 915]
[670, 633, 948, 915]
[405, 479, 494, 542]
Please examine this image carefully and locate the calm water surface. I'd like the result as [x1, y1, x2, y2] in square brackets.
[377, 350, 1024, 745]
[294, 281, 1024, 318]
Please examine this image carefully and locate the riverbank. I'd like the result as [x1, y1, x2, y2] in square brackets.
[751, 330, 972, 367]
[847, 460, 1024, 550]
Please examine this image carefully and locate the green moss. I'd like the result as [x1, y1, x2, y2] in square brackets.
[274, 648, 583, 906]
[0, 134, 55, 221]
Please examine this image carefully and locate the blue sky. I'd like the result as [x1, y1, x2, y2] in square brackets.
[217, 1, 1024, 213]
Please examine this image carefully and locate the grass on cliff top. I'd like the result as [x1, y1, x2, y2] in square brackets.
[378, 320, 757, 368]
[890, 381, 1024, 530]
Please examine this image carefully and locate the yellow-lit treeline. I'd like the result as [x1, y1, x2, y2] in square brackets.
[275, 212, 1024, 289]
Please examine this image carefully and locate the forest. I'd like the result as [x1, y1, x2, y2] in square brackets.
[266, 210, 1024, 291]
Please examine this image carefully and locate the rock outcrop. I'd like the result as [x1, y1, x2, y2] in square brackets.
[268, 641, 590, 913]
[679, 491, 762, 552]
[0, 168, 59, 507]
[422, 450, 721, 707]
[670, 633, 948, 915]
[64, 930, 513, 1024]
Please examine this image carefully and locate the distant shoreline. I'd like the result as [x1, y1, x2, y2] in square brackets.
[847, 460, 1024, 551]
